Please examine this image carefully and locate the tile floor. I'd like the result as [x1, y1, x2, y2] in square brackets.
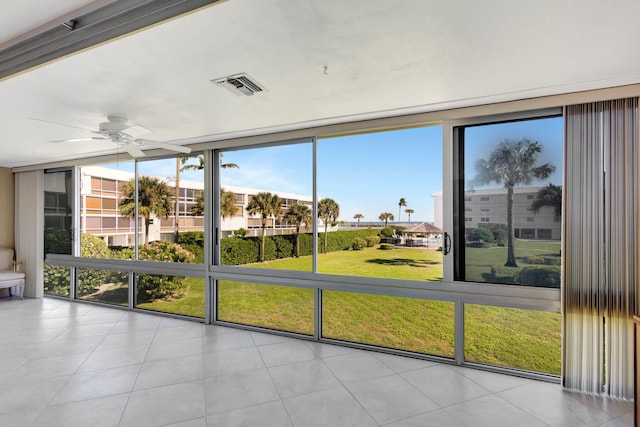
[0, 297, 633, 427]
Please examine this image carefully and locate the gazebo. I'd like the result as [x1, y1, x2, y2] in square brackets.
[402, 222, 443, 247]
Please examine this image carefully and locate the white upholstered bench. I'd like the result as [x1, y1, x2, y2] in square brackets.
[0, 248, 25, 298]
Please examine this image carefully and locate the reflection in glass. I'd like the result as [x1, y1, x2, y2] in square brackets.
[135, 274, 204, 318]
[461, 117, 563, 286]
[465, 304, 561, 375]
[322, 290, 454, 357]
[317, 126, 443, 282]
[76, 269, 128, 307]
[219, 144, 313, 272]
[217, 281, 314, 335]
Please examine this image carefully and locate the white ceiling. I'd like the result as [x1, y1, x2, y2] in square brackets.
[1, 0, 640, 168]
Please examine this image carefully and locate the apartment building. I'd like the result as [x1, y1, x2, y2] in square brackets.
[463, 187, 561, 240]
[47, 166, 315, 246]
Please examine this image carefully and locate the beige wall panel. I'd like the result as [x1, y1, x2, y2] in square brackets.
[0, 167, 14, 249]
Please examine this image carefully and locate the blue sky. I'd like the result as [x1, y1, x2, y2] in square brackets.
[104, 115, 562, 223]
[219, 126, 443, 223]
[464, 116, 563, 190]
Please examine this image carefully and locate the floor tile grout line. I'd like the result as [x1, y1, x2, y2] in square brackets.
[26, 303, 118, 427]
[489, 392, 556, 427]
[116, 309, 162, 427]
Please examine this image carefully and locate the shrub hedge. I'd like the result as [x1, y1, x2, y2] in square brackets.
[365, 235, 381, 247]
[380, 228, 395, 238]
[220, 229, 380, 265]
[44, 233, 112, 296]
[137, 240, 196, 301]
[519, 266, 561, 288]
[351, 237, 366, 250]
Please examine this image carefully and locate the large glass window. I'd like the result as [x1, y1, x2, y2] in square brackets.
[217, 280, 314, 335]
[80, 163, 136, 260]
[218, 144, 313, 272]
[317, 126, 443, 281]
[44, 169, 73, 297]
[464, 304, 561, 375]
[76, 269, 128, 307]
[135, 274, 205, 318]
[322, 290, 454, 357]
[135, 156, 205, 264]
[456, 116, 563, 287]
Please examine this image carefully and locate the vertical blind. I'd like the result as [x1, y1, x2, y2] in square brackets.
[563, 98, 638, 399]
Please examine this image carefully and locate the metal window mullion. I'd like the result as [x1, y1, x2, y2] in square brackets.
[134, 160, 139, 260]
[312, 138, 318, 274]
[442, 122, 454, 282]
[71, 166, 81, 301]
[454, 298, 464, 365]
[314, 287, 322, 340]
[128, 271, 135, 310]
[204, 150, 213, 323]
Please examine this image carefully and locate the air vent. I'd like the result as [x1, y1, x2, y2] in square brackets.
[213, 73, 266, 96]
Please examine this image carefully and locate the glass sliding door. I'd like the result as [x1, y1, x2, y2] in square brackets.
[455, 115, 563, 287]
[453, 111, 563, 376]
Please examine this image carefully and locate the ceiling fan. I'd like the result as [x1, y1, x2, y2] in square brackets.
[45, 116, 192, 158]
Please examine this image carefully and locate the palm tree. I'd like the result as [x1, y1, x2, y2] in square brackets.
[175, 154, 238, 240]
[531, 184, 562, 221]
[220, 188, 237, 219]
[285, 204, 312, 257]
[190, 191, 204, 216]
[471, 138, 555, 267]
[353, 213, 364, 227]
[405, 208, 414, 222]
[398, 198, 407, 221]
[180, 154, 239, 172]
[180, 154, 204, 172]
[246, 192, 282, 262]
[119, 176, 173, 245]
[318, 198, 340, 254]
[379, 212, 394, 228]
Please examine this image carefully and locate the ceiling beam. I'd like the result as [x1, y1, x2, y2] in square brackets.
[0, 0, 223, 81]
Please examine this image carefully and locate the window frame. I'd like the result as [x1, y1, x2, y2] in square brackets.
[43, 108, 563, 380]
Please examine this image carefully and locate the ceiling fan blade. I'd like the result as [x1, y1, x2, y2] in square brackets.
[122, 124, 151, 138]
[30, 117, 95, 132]
[48, 136, 109, 143]
[137, 139, 192, 154]
[123, 144, 146, 158]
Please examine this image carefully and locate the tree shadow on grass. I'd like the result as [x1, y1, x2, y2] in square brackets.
[79, 285, 128, 305]
[365, 258, 441, 268]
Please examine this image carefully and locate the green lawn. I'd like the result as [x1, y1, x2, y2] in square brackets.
[88, 243, 562, 375]
[136, 277, 206, 318]
[465, 239, 561, 283]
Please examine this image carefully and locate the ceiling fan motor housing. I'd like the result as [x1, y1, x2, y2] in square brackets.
[99, 120, 128, 133]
